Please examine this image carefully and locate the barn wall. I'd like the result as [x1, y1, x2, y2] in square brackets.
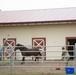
[0, 24, 76, 60]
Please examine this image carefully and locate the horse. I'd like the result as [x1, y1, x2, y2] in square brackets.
[14, 43, 42, 64]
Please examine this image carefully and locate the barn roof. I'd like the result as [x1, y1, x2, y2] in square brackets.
[0, 7, 76, 25]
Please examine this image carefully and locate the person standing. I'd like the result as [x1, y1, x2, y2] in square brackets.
[62, 47, 70, 66]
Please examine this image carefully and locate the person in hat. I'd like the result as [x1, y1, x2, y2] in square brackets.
[62, 47, 70, 66]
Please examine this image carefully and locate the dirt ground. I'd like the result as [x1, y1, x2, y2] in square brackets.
[0, 60, 74, 74]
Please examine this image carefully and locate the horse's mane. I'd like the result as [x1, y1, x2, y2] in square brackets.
[16, 43, 28, 50]
[16, 43, 24, 46]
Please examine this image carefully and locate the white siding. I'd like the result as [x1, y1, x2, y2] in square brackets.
[0, 24, 76, 60]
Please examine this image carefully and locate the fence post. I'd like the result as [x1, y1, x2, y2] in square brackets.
[41, 47, 44, 64]
[74, 43, 76, 74]
[10, 45, 14, 75]
[0, 46, 2, 60]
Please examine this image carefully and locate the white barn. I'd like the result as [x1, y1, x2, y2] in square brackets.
[0, 7, 76, 60]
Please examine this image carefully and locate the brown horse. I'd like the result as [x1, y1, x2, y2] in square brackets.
[14, 43, 42, 64]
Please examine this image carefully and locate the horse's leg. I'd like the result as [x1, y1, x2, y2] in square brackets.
[34, 57, 37, 64]
[35, 57, 39, 63]
[65, 57, 70, 66]
[21, 57, 25, 64]
[35, 57, 37, 61]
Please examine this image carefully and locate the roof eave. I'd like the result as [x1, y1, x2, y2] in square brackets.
[0, 20, 76, 26]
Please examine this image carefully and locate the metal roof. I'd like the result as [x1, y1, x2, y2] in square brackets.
[0, 7, 76, 24]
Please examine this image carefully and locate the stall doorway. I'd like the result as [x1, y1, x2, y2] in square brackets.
[32, 38, 46, 60]
[3, 38, 16, 60]
[66, 37, 76, 60]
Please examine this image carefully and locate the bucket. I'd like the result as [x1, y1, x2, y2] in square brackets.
[65, 67, 74, 74]
[56, 67, 60, 70]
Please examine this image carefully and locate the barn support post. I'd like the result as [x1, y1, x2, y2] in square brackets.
[74, 43, 76, 74]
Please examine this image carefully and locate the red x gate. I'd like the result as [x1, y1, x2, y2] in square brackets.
[3, 38, 16, 60]
[32, 38, 46, 60]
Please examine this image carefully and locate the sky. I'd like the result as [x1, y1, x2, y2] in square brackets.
[0, 0, 76, 11]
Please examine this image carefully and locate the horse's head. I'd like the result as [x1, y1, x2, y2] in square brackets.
[14, 43, 24, 51]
